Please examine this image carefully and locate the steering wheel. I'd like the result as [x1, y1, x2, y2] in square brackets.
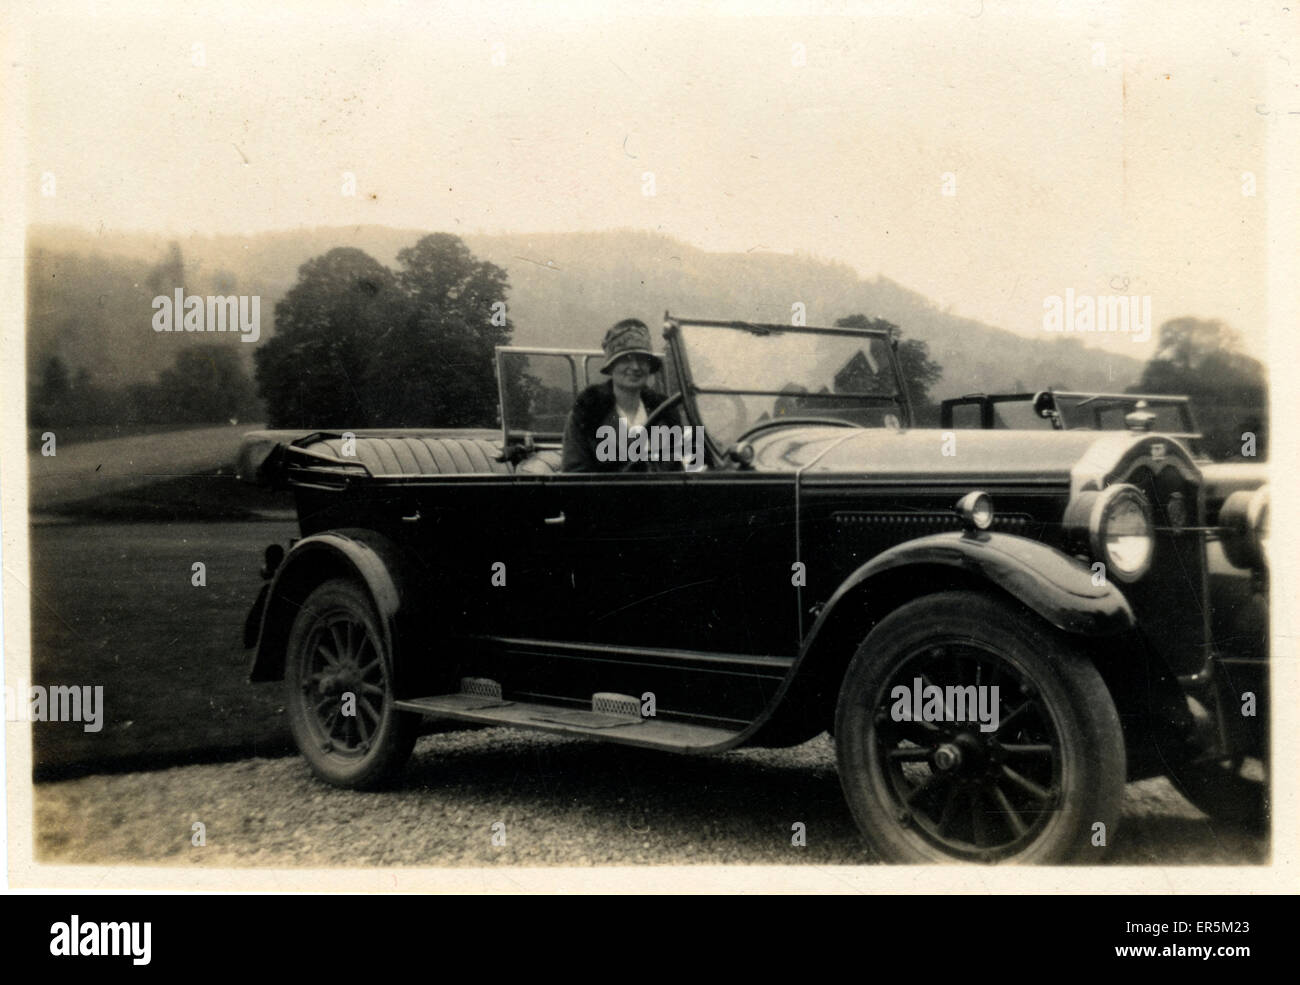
[618, 392, 687, 473]
[642, 391, 685, 429]
[711, 394, 751, 444]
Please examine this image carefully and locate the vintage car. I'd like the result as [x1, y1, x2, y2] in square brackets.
[938, 386, 1270, 737]
[941, 390, 1205, 454]
[238, 315, 1269, 864]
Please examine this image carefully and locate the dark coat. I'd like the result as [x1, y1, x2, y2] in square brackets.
[561, 381, 683, 473]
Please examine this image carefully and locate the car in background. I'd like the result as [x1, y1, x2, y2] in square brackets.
[941, 390, 1204, 453]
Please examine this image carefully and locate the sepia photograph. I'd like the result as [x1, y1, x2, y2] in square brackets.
[2, 0, 1295, 894]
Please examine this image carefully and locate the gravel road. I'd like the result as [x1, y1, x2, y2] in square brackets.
[34, 728, 1267, 867]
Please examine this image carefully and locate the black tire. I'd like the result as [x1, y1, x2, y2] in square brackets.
[834, 590, 1126, 864]
[285, 579, 420, 789]
[1169, 757, 1268, 834]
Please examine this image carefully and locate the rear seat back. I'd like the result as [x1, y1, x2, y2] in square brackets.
[310, 433, 512, 477]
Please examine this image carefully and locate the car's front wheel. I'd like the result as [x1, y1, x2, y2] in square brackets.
[1168, 756, 1268, 834]
[834, 590, 1125, 864]
[285, 579, 420, 789]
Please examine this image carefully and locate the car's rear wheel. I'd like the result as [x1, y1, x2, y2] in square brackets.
[834, 590, 1126, 864]
[285, 579, 420, 789]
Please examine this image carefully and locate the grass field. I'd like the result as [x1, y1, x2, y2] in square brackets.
[27, 423, 208, 451]
[36, 467, 296, 523]
[28, 519, 299, 778]
[25, 424, 304, 776]
[28, 422, 264, 513]
[22, 424, 474, 778]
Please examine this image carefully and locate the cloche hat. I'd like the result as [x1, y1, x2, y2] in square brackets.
[599, 319, 663, 374]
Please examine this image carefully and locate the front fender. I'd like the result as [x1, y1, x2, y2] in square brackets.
[815, 530, 1136, 640]
[743, 530, 1138, 748]
[247, 528, 425, 684]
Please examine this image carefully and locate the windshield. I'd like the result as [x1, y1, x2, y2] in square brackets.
[1063, 396, 1192, 433]
[991, 399, 1054, 430]
[678, 322, 904, 447]
[950, 393, 1196, 436]
[496, 347, 607, 441]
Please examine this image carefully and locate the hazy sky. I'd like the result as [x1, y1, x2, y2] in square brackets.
[15, 0, 1286, 357]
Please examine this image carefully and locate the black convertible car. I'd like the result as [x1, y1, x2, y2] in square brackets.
[238, 314, 1269, 864]
[941, 390, 1204, 454]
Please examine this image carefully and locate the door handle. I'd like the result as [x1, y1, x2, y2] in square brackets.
[543, 511, 566, 526]
[402, 510, 421, 523]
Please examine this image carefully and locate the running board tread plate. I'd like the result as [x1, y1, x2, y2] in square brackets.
[394, 694, 741, 751]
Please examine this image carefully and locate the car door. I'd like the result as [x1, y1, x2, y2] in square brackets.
[550, 471, 702, 648]
[447, 347, 595, 684]
[419, 474, 562, 644]
[516, 468, 793, 726]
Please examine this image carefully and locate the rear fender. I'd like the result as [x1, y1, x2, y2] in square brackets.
[247, 529, 428, 691]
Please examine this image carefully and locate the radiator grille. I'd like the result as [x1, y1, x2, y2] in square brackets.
[1124, 464, 1200, 530]
[833, 511, 1032, 533]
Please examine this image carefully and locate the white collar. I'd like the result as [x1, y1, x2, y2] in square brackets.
[620, 398, 647, 430]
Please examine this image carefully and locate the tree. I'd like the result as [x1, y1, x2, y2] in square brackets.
[38, 355, 70, 404]
[146, 241, 186, 296]
[254, 248, 403, 428]
[365, 234, 513, 427]
[29, 355, 71, 428]
[1145, 318, 1246, 375]
[835, 314, 944, 424]
[157, 346, 260, 423]
[254, 235, 512, 429]
[1135, 318, 1266, 460]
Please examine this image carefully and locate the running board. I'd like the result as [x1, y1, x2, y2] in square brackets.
[395, 688, 742, 752]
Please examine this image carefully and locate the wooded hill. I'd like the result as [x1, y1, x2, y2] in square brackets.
[28, 224, 1143, 404]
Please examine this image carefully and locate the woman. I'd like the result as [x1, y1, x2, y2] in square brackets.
[561, 318, 681, 472]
